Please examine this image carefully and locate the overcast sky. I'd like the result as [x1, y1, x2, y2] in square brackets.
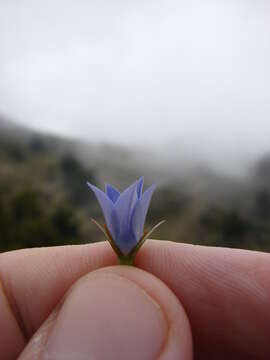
[0, 0, 270, 169]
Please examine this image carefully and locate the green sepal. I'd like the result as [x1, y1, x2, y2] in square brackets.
[91, 218, 166, 266]
[91, 218, 123, 257]
[118, 255, 136, 266]
[127, 220, 166, 261]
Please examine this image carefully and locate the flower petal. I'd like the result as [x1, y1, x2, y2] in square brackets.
[136, 177, 144, 199]
[87, 182, 118, 239]
[106, 183, 120, 203]
[113, 180, 138, 252]
[131, 184, 156, 241]
[115, 180, 138, 229]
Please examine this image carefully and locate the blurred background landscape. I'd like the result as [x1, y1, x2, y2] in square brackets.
[0, 0, 270, 252]
[1, 116, 270, 252]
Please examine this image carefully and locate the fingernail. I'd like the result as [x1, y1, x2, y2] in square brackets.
[42, 273, 168, 360]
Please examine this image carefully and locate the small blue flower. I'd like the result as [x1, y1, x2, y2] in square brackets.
[87, 177, 156, 256]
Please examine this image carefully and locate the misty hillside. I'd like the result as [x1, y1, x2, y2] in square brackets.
[1, 117, 270, 252]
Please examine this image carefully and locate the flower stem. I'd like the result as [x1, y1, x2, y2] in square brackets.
[118, 255, 135, 266]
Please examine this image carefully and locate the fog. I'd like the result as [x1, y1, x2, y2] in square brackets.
[0, 0, 270, 173]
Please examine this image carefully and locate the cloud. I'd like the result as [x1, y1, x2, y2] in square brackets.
[0, 0, 269, 170]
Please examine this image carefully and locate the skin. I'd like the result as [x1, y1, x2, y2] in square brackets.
[0, 240, 270, 359]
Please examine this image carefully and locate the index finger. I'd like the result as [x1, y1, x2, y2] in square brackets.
[0, 240, 269, 359]
[138, 241, 270, 359]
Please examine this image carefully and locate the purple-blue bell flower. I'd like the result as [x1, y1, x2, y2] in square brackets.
[87, 177, 156, 255]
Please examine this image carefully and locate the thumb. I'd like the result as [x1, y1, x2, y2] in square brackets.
[19, 266, 192, 360]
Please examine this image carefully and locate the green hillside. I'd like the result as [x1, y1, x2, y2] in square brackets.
[1, 117, 270, 252]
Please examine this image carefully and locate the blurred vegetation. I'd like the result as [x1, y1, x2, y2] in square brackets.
[1, 119, 270, 253]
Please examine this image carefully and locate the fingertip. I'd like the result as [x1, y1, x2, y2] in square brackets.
[93, 266, 193, 359]
[20, 266, 193, 360]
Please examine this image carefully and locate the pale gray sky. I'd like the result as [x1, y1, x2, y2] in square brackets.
[0, 0, 270, 168]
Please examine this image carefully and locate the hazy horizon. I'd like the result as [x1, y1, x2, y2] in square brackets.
[1, 0, 270, 173]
